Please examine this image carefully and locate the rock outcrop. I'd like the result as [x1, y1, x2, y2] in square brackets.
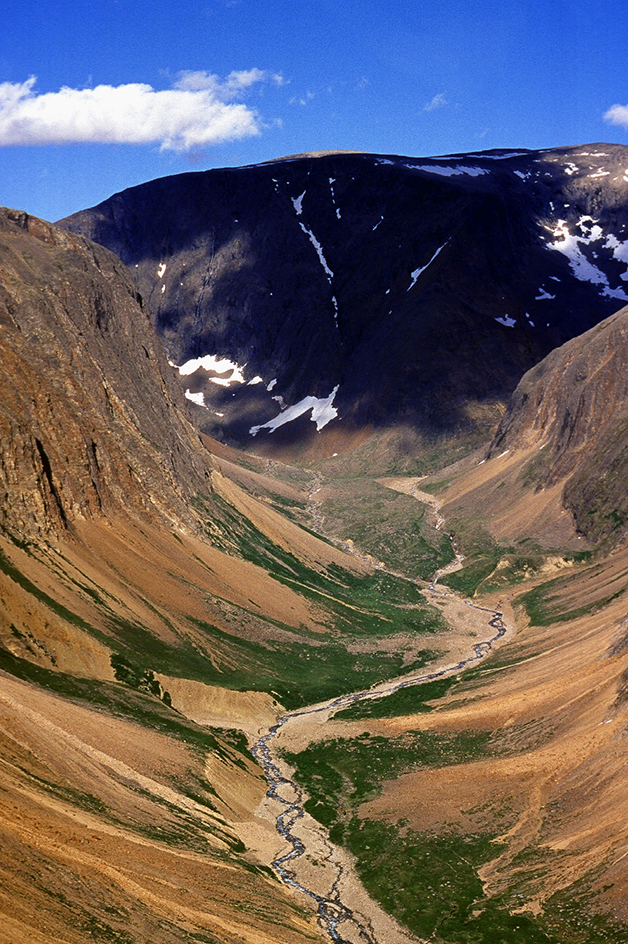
[0, 207, 212, 540]
[489, 305, 628, 543]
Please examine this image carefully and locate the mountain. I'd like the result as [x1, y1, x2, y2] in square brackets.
[6, 143, 628, 944]
[61, 143, 628, 459]
[0, 206, 211, 541]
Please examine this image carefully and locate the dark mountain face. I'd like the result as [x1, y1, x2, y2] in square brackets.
[60, 144, 628, 455]
[0, 208, 212, 539]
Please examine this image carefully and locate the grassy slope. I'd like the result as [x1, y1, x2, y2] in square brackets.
[0, 667, 321, 944]
[286, 597, 628, 944]
[0, 448, 454, 944]
[0, 486, 447, 710]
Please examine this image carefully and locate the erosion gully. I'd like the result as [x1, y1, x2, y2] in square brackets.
[251, 485, 507, 944]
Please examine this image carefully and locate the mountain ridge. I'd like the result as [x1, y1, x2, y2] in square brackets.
[59, 143, 628, 457]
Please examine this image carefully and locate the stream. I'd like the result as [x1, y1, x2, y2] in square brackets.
[251, 485, 508, 944]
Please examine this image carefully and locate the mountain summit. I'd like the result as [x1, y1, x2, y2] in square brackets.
[61, 144, 628, 457]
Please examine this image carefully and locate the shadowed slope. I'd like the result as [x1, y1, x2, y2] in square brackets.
[61, 145, 628, 460]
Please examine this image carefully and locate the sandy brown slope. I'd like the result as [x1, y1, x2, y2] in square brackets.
[0, 670, 323, 944]
[487, 304, 628, 546]
[358, 546, 628, 921]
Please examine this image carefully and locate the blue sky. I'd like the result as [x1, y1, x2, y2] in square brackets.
[3, 0, 628, 222]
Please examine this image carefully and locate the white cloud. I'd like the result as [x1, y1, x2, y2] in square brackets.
[604, 103, 628, 128]
[423, 92, 448, 112]
[0, 71, 279, 151]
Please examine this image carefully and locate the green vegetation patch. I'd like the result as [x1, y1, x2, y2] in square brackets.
[196, 492, 446, 638]
[285, 709, 628, 941]
[333, 675, 457, 721]
[284, 729, 495, 827]
[542, 870, 628, 944]
[441, 551, 503, 595]
[286, 733, 562, 941]
[110, 653, 172, 706]
[342, 819, 555, 944]
[438, 519, 504, 595]
[318, 476, 453, 580]
[186, 618, 436, 709]
[517, 574, 624, 627]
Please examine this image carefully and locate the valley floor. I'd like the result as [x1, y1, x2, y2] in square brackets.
[2, 453, 628, 944]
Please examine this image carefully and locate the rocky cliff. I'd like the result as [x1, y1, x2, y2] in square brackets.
[0, 207, 212, 540]
[489, 304, 628, 544]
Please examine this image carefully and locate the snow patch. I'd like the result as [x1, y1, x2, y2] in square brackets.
[546, 218, 628, 301]
[266, 378, 277, 391]
[408, 239, 450, 291]
[376, 157, 489, 177]
[291, 191, 306, 215]
[535, 287, 556, 300]
[329, 178, 341, 219]
[157, 262, 167, 279]
[250, 386, 340, 436]
[414, 164, 489, 178]
[298, 221, 338, 325]
[373, 215, 384, 231]
[299, 222, 333, 278]
[473, 151, 528, 160]
[176, 355, 246, 386]
[185, 390, 205, 406]
[495, 315, 516, 328]
[605, 233, 628, 268]
[247, 376, 264, 385]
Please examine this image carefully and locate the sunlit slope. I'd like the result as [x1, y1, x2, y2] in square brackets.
[344, 546, 628, 939]
[0, 669, 323, 944]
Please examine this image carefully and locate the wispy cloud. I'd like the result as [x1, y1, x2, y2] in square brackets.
[0, 71, 281, 151]
[604, 103, 628, 129]
[423, 92, 448, 113]
[289, 90, 316, 107]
